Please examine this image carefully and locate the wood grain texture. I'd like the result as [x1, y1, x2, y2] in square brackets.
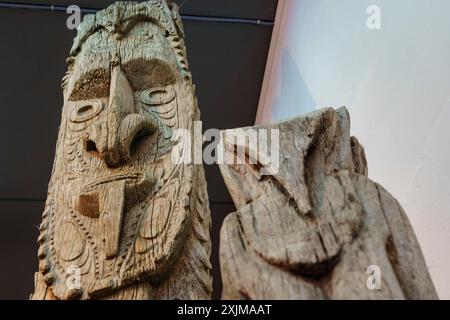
[31, 1, 211, 300]
[219, 107, 438, 300]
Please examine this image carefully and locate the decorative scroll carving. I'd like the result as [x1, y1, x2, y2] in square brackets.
[219, 107, 438, 299]
[31, 1, 211, 300]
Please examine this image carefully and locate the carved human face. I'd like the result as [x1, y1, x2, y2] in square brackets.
[41, 21, 195, 299]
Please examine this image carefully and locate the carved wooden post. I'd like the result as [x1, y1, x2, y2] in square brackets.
[31, 1, 212, 300]
[219, 107, 438, 299]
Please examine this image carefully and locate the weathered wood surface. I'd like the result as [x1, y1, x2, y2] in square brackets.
[31, 1, 211, 300]
[219, 107, 438, 299]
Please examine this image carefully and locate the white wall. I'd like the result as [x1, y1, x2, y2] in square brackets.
[257, 0, 450, 299]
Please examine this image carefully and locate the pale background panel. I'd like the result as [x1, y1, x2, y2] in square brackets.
[257, 0, 450, 299]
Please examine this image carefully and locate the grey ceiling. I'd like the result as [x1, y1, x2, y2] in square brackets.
[0, 0, 277, 299]
[2, 0, 278, 20]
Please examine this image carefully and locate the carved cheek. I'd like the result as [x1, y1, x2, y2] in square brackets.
[139, 197, 171, 240]
[55, 222, 86, 262]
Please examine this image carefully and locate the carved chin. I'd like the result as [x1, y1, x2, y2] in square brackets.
[39, 162, 192, 300]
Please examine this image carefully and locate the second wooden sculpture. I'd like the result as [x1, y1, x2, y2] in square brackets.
[219, 107, 438, 299]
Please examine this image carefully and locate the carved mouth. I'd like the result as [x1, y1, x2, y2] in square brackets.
[77, 171, 153, 260]
[81, 172, 144, 194]
[77, 172, 152, 219]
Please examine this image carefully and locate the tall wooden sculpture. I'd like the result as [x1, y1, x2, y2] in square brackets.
[31, 1, 212, 300]
[219, 107, 438, 299]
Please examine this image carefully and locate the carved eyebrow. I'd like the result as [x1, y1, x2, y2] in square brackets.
[123, 58, 177, 91]
[68, 59, 177, 101]
[69, 68, 111, 101]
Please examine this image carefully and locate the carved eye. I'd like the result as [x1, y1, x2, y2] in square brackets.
[140, 87, 175, 106]
[69, 100, 104, 123]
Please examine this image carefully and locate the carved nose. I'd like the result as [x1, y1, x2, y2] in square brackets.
[117, 114, 157, 163]
[83, 65, 157, 167]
